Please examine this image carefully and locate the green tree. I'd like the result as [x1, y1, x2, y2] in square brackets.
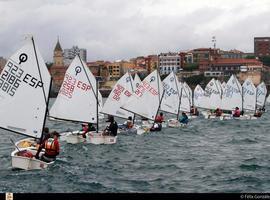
[183, 63, 199, 71]
[245, 55, 255, 59]
[259, 56, 270, 67]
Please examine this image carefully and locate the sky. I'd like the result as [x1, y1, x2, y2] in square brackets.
[0, 0, 270, 62]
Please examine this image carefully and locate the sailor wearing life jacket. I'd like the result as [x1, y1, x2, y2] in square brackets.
[35, 131, 60, 163]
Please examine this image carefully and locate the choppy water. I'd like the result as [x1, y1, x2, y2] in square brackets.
[1, 99, 270, 193]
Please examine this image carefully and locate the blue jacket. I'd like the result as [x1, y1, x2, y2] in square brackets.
[179, 115, 188, 124]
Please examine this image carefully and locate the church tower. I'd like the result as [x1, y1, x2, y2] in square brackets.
[53, 38, 64, 66]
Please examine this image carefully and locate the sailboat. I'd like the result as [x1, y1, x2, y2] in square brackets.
[49, 55, 114, 144]
[241, 78, 258, 119]
[220, 74, 243, 120]
[0, 37, 52, 170]
[193, 84, 205, 109]
[121, 70, 164, 135]
[160, 72, 182, 127]
[100, 71, 138, 134]
[256, 81, 267, 110]
[199, 78, 222, 119]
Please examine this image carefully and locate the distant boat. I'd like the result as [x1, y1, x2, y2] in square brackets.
[121, 70, 164, 135]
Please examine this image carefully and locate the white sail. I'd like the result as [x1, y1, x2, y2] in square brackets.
[216, 79, 223, 98]
[221, 75, 242, 111]
[256, 82, 267, 107]
[201, 78, 221, 110]
[242, 78, 256, 111]
[221, 82, 226, 96]
[133, 73, 142, 90]
[50, 55, 101, 123]
[160, 71, 179, 115]
[0, 38, 51, 138]
[193, 84, 205, 108]
[183, 82, 192, 106]
[101, 72, 134, 119]
[178, 82, 191, 112]
[121, 70, 163, 120]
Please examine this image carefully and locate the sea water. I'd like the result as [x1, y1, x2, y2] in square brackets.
[0, 99, 270, 192]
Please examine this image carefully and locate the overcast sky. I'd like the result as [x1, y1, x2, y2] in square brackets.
[0, 0, 269, 62]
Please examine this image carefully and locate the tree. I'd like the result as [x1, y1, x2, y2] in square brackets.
[183, 63, 199, 71]
[259, 56, 270, 67]
[245, 55, 255, 59]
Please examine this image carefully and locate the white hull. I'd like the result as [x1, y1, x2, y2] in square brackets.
[167, 119, 187, 128]
[188, 115, 198, 119]
[220, 114, 258, 120]
[118, 127, 138, 134]
[86, 132, 117, 144]
[11, 148, 54, 170]
[63, 131, 85, 144]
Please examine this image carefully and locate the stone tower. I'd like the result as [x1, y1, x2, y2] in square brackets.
[53, 38, 64, 66]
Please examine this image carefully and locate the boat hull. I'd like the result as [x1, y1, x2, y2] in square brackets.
[167, 119, 187, 128]
[11, 148, 54, 170]
[86, 132, 117, 144]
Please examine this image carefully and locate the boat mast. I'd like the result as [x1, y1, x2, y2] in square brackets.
[175, 73, 182, 120]
[96, 78, 99, 133]
[32, 37, 51, 142]
[128, 70, 136, 124]
[78, 55, 100, 127]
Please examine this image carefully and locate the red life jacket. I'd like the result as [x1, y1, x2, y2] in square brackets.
[45, 138, 59, 156]
[155, 115, 164, 123]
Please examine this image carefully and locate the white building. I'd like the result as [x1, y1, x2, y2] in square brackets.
[63, 46, 87, 66]
[159, 52, 181, 75]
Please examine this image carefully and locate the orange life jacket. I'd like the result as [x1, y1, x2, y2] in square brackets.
[45, 138, 58, 156]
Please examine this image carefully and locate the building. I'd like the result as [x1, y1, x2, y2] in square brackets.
[145, 55, 158, 74]
[254, 37, 270, 57]
[189, 48, 219, 63]
[87, 60, 110, 81]
[158, 52, 181, 75]
[53, 39, 64, 67]
[63, 46, 87, 66]
[106, 61, 121, 80]
[200, 58, 263, 78]
[220, 49, 244, 59]
[50, 40, 66, 91]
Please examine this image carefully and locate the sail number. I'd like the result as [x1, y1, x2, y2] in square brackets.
[163, 82, 177, 97]
[135, 81, 158, 97]
[0, 61, 43, 96]
[60, 73, 91, 98]
[112, 84, 131, 101]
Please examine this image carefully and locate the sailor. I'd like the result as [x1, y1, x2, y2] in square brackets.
[190, 106, 199, 116]
[35, 131, 60, 163]
[179, 112, 189, 124]
[214, 108, 223, 117]
[150, 122, 162, 132]
[254, 109, 263, 117]
[155, 112, 164, 123]
[123, 116, 134, 129]
[233, 107, 241, 117]
[81, 123, 96, 138]
[103, 115, 118, 136]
